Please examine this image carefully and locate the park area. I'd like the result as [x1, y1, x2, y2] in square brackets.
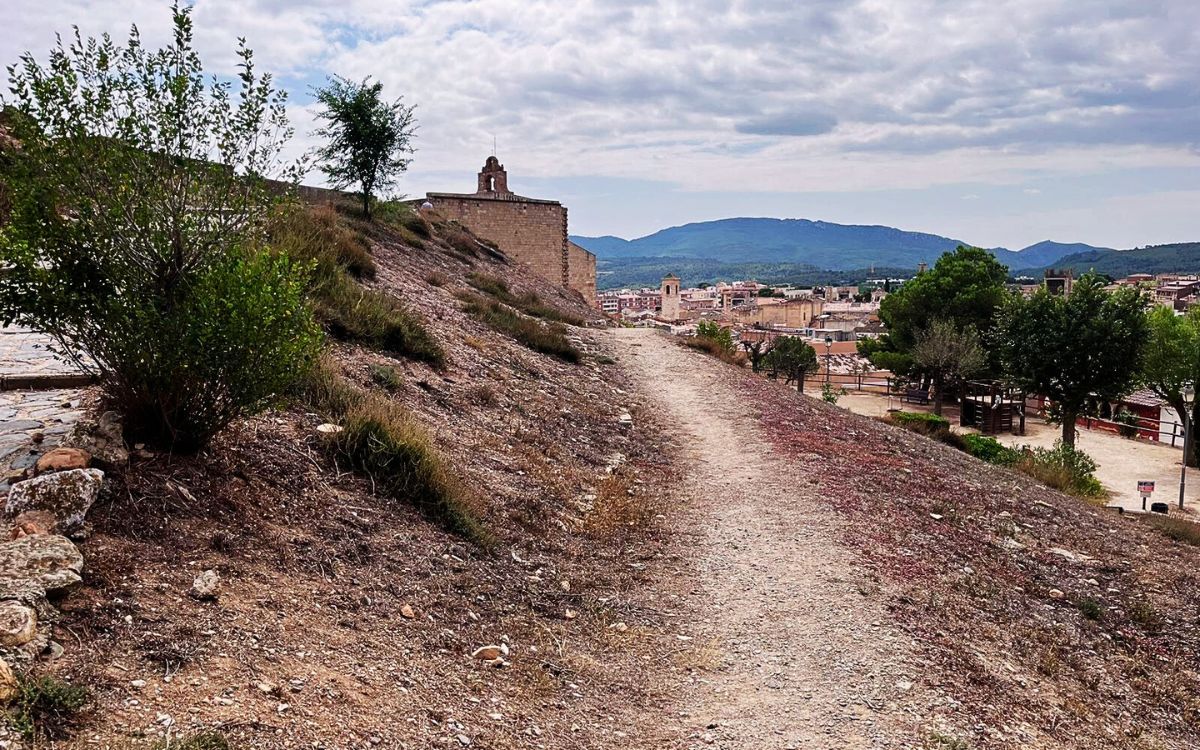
[823, 383, 1200, 515]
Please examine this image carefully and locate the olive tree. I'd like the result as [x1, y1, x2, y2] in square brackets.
[0, 3, 320, 451]
[994, 275, 1147, 447]
[312, 76, 417, 219]
[910, 319, 986, 415]
[764, 337, 820, 392]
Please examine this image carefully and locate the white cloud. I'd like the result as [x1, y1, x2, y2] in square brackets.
[5, 0, 1200, 245]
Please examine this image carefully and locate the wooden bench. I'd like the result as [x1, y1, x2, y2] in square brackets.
[902, 387, 930, 405]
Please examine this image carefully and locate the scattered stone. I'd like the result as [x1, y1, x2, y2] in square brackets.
[1048, 589, 1065, 600]
[316, 423, 343, 434]
[61, 411, 128, 467]
[190, 570, 220, 600]
[400, 604, 416, 619]
[256, 681, 278, 695]
[0, 659, 17, 704]
[564, 609, 578, 620]
[618, 413, 634, 427]
[5, 468, 104, 534]
[472, 645, 503, 661]
[895, 680, 914, 692]
[0, 601, 37, 647]
[609, 622, 628, 633]
[456, 734, 471, 746]
[34, 447, 91, 476]
[130, 679, 147, 690]
[8, 510, 57, 540]
[43, 640, 64, 661]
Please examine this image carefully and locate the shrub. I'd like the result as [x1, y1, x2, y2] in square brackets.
[962, 434, 1020, 465]
[425, 272, 449, 287]
[586, 469, 655, 535]
[155, 733, 231, 750]
[1113, 409, 1141, 439]
[369, 363, 403, 391]
[459, 293, 581, 363]
[0, 8, 317, 452]
[1015, 442, 1105, 499]
[890, 411, 951, 432]
[99, 251, 320, 451]
[821, 382, 847, 405]
[683, 322, 745, 366]
[1147, 515, 1200, 546]
[8, 674, 89, 740]
[298, 358, 489, 543]
[695, 321, 734, 352]
[1078, 597, 1104, 621]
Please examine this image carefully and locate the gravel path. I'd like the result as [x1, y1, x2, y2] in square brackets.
[612, 329, 926, 749]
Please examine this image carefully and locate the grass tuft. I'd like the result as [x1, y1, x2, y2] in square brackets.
[298, 357, 490, 544]
[1146, 514, 1200, 546]
[458, 292, 581, 363]
[467, 273, 587, 326]
[368, 363, 404, 392]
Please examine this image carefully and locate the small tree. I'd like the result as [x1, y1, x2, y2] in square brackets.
[0, 3, 320, 451]
[1141, 305, 1200, 465]
[994, 274, 1148, 447]
[910, 319, 986, 415]
[740, 336, 774, 372]
[313, 76, 417, 219]
[764, 337, 819, 391]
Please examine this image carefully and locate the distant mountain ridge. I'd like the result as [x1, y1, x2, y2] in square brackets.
[570, 217, 1110, 272]
[1017, 242, 1200, 278]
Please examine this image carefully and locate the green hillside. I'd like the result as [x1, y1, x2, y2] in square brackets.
[1017, 242, 1200, 277]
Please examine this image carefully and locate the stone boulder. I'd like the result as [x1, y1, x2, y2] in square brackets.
[7, 510, 57, 540]
[5, 468, 104, 534]
[34, 447, 91, 475]
[61, 410, 128, 467]
[0, 534, 85, 607]
[0, 602, 36, 648]
[0, 659, 17, 704]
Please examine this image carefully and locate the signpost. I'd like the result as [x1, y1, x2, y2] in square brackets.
[1138, 480, 1155, 511]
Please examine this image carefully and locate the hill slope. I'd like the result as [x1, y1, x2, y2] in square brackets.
[1018, 241, 1200, 277]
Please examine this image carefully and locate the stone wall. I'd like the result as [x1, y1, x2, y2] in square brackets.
[430, 194, 571, 291]
[567, 241, 597, 306]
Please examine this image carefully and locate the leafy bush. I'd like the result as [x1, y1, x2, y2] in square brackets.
[8, 674, 89, 740]
[458, 293, 581, 363]
[695, 321, 734, 352]
[962, 434, 1020, 465]
[1015, 442, 1105, 499]
[0, 5, 318, 452]
[1113, 409, 1141, 439]
[821, 382, 847, 405]
[155, 732, 231, 750]
[298, 358, 489, 543]
[890, 411, 951, 431]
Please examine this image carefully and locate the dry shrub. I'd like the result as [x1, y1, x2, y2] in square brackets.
[1146, 514, 1200, 546]
[318, 276, 445, 366]
[463, 336, 487, 351]
[586, 470, 654, 535]
[468, 383, 498, 406]
[425, 271, 449, 287]
[681, 336, 746, 366]
[467, 272, 587, 327]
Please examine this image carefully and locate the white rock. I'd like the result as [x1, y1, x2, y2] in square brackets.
[191, 569, 220, 600]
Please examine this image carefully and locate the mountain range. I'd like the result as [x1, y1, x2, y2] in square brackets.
[568, 217, 1200, 289]
[571, 218, 1111, 271]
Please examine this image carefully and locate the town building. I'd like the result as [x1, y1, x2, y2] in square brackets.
[660, 274, 681, 322]
[426, 157, 596, 305]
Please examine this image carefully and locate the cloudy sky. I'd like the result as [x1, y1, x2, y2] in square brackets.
[7, 0, 1200, 250]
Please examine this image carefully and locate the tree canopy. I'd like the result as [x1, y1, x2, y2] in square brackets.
[313, 76, 417, 219]
[994, 274, 1148, 446]
[910, 319, 986, 415]
[1141, 305, 1200, 465]
[878, 245, 1010, 351]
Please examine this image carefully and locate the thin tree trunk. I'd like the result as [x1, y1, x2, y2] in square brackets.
[1061, 406, 1078, 448]
[1190, 401, 1200, 468]
[933, 374, 944, 416]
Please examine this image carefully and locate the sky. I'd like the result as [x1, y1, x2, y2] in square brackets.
[6, 0, 1200, 251]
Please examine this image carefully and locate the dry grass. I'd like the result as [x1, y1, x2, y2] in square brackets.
[585, 469, 655, 535]
[681, 336, 747, 366]
[298, 357, 489, 544]
[458, 292, 581, 363]
[270, 202, 375, 280]
[467, 272, 587, 327]
[671, 636, 723, 673]
[468, 383, 498, 407]
[1146, 514, 1200, 546]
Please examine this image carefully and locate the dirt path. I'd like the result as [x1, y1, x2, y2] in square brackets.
[613, 328, 925, 749]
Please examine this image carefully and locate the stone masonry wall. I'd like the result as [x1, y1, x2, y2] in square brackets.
[431, 196, 569, 292]
[567, 241, 597, 307]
